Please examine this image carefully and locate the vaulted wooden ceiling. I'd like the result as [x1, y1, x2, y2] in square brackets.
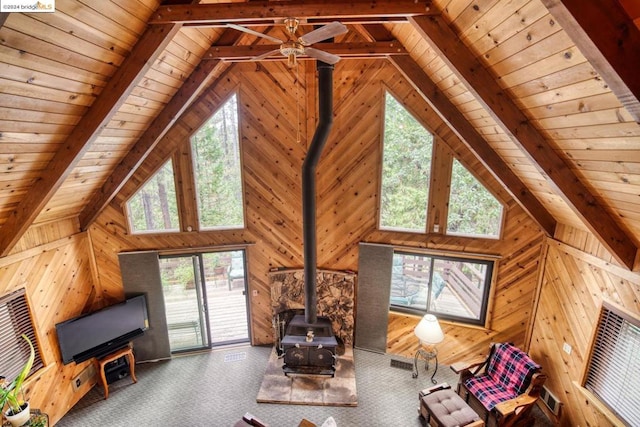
[1, 0, 639, 268]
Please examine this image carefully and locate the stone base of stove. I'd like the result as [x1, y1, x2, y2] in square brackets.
[256, 346, 357, 407]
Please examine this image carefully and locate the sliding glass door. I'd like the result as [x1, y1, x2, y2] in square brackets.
[159, 250, 249, 352]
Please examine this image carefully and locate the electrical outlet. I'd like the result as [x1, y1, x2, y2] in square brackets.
[562, 342, 572, 355]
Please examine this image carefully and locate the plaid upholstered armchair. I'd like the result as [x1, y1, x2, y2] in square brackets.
[451, 343, 547, 427]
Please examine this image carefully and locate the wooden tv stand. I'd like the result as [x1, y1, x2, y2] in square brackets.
[95, 345, 137, 399]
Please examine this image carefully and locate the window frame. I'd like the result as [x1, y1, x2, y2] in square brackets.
[389, 249, 495, 327]
[0, 288, 44, 383]
[582, 300, 640, 426]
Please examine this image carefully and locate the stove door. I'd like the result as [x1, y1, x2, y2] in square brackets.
[284, 346, 309, 367]
[309, 347, 335, 368]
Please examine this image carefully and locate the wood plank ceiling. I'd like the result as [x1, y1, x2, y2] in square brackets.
[0, 0, 639, 268]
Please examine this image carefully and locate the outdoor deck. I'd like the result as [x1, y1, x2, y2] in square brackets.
[164, 277, 249, 351]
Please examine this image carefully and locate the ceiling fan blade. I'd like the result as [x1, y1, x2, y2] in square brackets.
[298, 21, 348, 46]
[227, 24, 284, 44]
[304, 47, 341, 65]
[251, 49, 282, 62]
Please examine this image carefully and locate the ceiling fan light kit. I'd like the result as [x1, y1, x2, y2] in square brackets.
[229, 17, 348, 67]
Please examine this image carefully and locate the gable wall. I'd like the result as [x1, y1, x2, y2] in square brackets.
[89, 59, 544, 362]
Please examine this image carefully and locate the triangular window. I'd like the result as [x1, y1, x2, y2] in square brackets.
[447, 159, 503, 238]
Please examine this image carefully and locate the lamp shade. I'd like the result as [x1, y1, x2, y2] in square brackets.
[414, 314, 444, 345]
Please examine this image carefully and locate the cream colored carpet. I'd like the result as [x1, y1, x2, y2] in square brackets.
[256, 347, 357, 407]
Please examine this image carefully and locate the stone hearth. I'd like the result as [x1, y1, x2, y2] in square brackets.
[256, 346, 357, 406]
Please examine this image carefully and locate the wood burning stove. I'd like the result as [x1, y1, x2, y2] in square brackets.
[278, 59, 339, 377]
[281, 314, 338, 376]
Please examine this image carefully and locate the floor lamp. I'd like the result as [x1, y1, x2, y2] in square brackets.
[412, 314, 444, 383]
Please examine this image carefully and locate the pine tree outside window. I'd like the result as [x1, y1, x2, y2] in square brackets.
[379, 92, 432, 232]
[447, 159, 503, 238]
[191, 94, 244, 230]
[126, 160, 179, 233]
[379, 91, 503, 239]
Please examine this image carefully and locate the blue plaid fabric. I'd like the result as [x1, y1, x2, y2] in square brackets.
[464, 343, 541, 410]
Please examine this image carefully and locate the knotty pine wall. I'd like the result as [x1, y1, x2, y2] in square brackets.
[528, 225, 640, 427]
[89, 58, 545, 365]
[0, 218, 101, 426]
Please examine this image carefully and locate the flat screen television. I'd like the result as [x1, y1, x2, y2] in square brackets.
[55, 295, 149, 364]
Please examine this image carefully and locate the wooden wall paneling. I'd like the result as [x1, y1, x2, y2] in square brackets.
[303, 60, 317, 150]
[484, 14, 565, 70]
[510, 60, 593, 100]
[542, 0, 640, 122]
[7, 218, 80, 255]
[5, 14, 126, 68]
[51, 1, 145, 50]
[459, 0, 534, 47]
[450, 0, 503, 35]
[0, 19, 184, 254]
[90, 58, 545, 362]
[317, 64, 386, 270]
[529, 237, 640, 426]
[499, 43, 585, 90]
[0, 232, 99, 426]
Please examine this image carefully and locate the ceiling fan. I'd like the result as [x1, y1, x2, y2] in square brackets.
[228, 18, 348, 68]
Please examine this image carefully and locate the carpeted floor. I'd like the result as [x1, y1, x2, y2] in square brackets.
[57, 345, 553, 427]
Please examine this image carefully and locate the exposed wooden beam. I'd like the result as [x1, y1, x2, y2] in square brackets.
[541, 0, 640, 123]
[409, 15, 639, 270]
[0, 23, 182, 256]
[79, 59, 225, 230]
[184, 17, 412, 28]
[204, 41, 407, 61]
[0, 13, 8, 28]
[150, 1, 434, 25]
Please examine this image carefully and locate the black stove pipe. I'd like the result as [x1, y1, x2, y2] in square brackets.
[302, 60, 334, 325]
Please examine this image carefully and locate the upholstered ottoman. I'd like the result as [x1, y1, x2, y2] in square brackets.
[419, 384, 483, 427]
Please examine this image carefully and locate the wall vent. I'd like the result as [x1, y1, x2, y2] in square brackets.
[390, 359, 413, 371]
[540, 385, 561, 416]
